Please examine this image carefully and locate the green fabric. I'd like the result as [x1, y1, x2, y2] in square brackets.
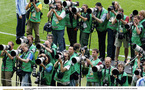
[142, 72, 145, 77]
[116, 15, 128, 33]
[21, 51, 33, 72]
[86, 58, 101, 82]
[139, 19, 145, 38]
[29, 44, 36, 65]
[41, 63, 54, 85]
[65, 13, 77, 28]
[1, 50, 15, 72]
[52, 9, 66, 30]
[0, 51, 2, 55]
[118, 72, 129, 86]
[80, 13, 92, 33]
[132, 58, 138, 75]
[106, 10, 118, 30]
[54, 60, 71, 83]
[131, 24, 143, 46]
[69, 53, 80, 74]
[29, 2, 42, 22]
[101, 66, 114, 86]
[96, 8, 108, 32]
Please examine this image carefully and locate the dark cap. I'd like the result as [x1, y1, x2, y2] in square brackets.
[95, 2, 102, 6]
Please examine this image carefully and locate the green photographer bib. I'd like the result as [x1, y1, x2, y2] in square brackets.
[132, 58, 138, 75]
[1, 50, 15, 72]
[41, 63, 54, 85]
[52, 9, 66, 30]
[139, 19, 145, 38]
[118, 72, 129, 86]
[86, 58, 101, 83]
[96, 8, 108, 32]
[29, 44, 36, 65]
[107, 10, 118, 30]
[81, 13, 92, 34]
[54, 60, 71, 84]
[65, 12, 77, 28]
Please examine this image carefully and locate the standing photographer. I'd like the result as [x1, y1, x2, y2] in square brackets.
[111, 63, 129, 86]
[15, 0, 27, 38]
[139, 10, 145, 50]
[106, 1, 120, 60]
[65, 0, 78, 46]
[101, 57, 114, 86]
[54, 51, 71, 86]
[46, 34, 57, 51]
[26, 0, 42, 45]
[0, 41, 15, 86]
[85, 49, 102, 86]
[76, 4, 92, 48]
[38, 54, 54, 86]
[92, 2, 108, 61]
[112, 8, 129, 66]
[16, 43, 34, 86]
[47, 2, 66, 52]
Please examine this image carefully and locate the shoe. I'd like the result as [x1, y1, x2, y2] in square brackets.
[124, 59, 128, 63]
[114, 60, 119, 67]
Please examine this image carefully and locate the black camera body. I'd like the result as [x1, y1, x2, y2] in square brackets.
[108, 6, 114, 11]
[57, 71, 64, 79]
[116, 13, 123, 20]
[43, 21, 52, 32]
[118, 33, 125, 39]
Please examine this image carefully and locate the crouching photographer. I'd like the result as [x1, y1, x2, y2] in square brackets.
[0, 41, 15, 86]
[112, 8, 129, 66]
[54, 51, 71, 86]
[35, 54, 54, 86]
[16, 43, 34, 86]
[110, 63, 129, 86]
[101, 57, 114, 86]
[85, 49, 103, 86]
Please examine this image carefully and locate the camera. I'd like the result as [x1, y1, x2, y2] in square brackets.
[92, 65, 103, 72]
[11, 49, 23, 56]
[132, 44, 145, 55]
[55, 51, 64, 59]
[32, 65, 37, 77]
[63, 1, 79, 7]
[72, 55, 86, 64]
[0, 44, 11, 50]
[71, 7, 84, 14]
[35, 57, 46, 65]
[87, 8, 98, 14]
[118, 33, 125, 39]
[112, 68, 119, 75]
[103, 79, 109, 86]
[134, 69, 141, 75]
[44, 0, 55, 4]
[57, 71, 64, 79]
[108, 1, 115, 11]
[34, 72, 40, 84]
[132, 10, 138, 16]
[116, 13, 123, 20]
[30, 0, 35, 2]
[50, 5, 58, 9]
[125, 22, 133, 30]
[36, 43, 47, 54]
[16, 37, 29, 44]
[80, 46, 88, 52]
[43, 21, 52, 32]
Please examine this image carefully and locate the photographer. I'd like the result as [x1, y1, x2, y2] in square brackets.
[110, 63, 129, 86]
[54, 51, 71, 86]
[112, 8, 129, 66]
[92, 2, 108, 61]
[25, 0, 42, 45]
[85, 49, 102, 86]
[38, 54, 54, 86]
[47, 1, 66, 52]
[139, 10, 145, 50]
[16, 43, 34, 86]
[27, 35, 36, 54]
[131, 16, 143, 48]
[0, 41, 15, 86]
[65, 0, 78, 46]
[46, 34, 57, 51]
[15, 0, 27, 38]
[76, 4, 92, 48]
[106, 1, 120, 60]
[68, 46, 79, 86]
[101, 57, 114, 86]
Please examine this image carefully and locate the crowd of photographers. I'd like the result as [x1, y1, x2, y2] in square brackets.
[1, 0, 145, 86]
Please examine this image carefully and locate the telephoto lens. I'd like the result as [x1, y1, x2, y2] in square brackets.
[112, 68, 119, 75]
[0, 44, 11, 50]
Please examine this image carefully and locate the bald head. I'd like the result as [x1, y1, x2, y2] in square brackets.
[105, 57, 111, 68]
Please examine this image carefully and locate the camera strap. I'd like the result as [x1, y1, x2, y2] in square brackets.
[2, 53, 8, 69]
[103, 66, 111, 82]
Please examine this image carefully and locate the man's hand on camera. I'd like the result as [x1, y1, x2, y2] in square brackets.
[76, 12, 80, 17]
[32, 0, 35, 5]
[113, 75, 117, 78]
[40, 63, 44, 67]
